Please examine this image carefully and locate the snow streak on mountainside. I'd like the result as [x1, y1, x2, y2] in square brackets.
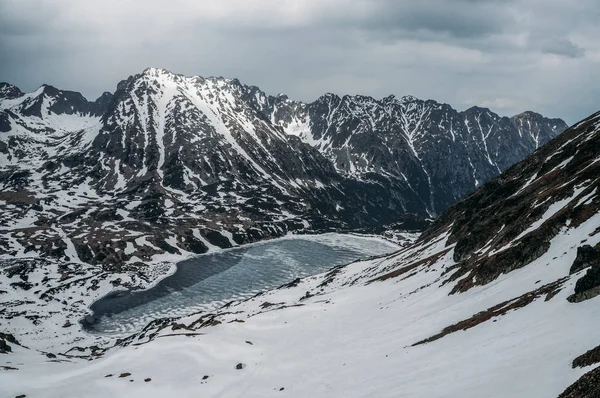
[1, 109, 598, 398]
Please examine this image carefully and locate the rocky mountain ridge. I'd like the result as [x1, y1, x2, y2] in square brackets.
[265, 89, 566, 215]
[0, 69, 566, 267]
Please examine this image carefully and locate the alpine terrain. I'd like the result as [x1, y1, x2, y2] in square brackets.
[2, 69, 594, 398]
[0, 68, 567, 348]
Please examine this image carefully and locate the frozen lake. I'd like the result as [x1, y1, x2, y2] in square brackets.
[83, 233, 399, 335]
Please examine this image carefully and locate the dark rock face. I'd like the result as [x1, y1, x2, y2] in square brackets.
[0, 338, 10, 353]
[558, 365, 600, 398]
[0, 332, 20, 354]
[572, 344, 600, 369]
[204, 230, 233, 249]
[17, 85, 109, 118]
[93, 92, 114, 115]
[569, 264, 600, 303]
[570, 245, 600, 274]
[0, 111, 10, 132]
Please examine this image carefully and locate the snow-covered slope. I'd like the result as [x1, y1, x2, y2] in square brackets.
[1, 109, 597, 397]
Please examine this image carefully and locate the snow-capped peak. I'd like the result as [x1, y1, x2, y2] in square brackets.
[0, 82, 24, 99]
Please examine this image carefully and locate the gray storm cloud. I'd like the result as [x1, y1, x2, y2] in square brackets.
[0, 0, 598, 124]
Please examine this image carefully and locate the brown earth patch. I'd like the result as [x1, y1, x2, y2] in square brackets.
[413, 278, 566, 346]
[156, 333, 205, 339]
[369, 247, 452, 283]
[260, 301, 283, 309]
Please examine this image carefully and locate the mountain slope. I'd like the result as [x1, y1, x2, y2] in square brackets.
[1, 110, 597, 397]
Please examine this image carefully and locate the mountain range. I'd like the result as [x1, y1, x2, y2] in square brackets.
[0, 68, 567, 272]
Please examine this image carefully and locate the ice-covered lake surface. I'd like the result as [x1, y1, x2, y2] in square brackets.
[84, 233, 399, 336]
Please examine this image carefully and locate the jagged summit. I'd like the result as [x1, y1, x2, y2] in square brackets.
[400, 94, 420, 103]
[136, 68, 248, 88]
[142, 66, 172, 75]
[268, 87, 567, 213]
[317, 92, 341, 101]
[512, 110, 566, 129]
[513, 110, 544, 118]
[463, 105, 494, 114]
[0, 83, 111, 120]
[0, 82, 24, 99]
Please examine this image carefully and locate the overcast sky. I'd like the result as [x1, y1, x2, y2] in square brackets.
[1, 0, 598, 123]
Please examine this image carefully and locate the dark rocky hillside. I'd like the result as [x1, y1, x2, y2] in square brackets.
[266, 92, 566, 215]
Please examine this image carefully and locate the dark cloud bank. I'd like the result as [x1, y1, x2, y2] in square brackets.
[1, 0, 598, 123]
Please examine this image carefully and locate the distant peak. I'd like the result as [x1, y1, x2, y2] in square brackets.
[464, 105, 492, 114]
[511, 111, 568, 128]
[142, 67, 173, 76]
[0, 82, 24, 99]
[319, 93, 341, 102]
[139, 68, 243, 87]
[139, 68, 188, 83]
[400, 95, 419, 103]
[380, 94, 421, 104]
[512, 110, 543, 119]
[351, 94, 375, 102]
[94, 91, 114, 103]
[39, 84, 60, 95]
